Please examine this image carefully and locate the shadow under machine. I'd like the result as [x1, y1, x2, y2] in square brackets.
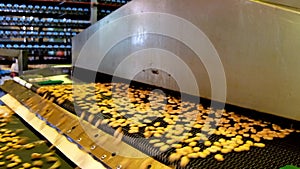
[1, 0, 300, 168]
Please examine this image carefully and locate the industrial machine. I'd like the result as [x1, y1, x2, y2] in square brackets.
[1, 0, 300, 168]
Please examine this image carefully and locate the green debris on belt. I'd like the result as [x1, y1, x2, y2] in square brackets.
[280, 165, 300, 169]
[37, 80, 64, 86]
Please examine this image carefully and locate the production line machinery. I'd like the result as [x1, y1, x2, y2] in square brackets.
[1, 0, 300, 168]
[1, 78, 300, 169]
[0, 79, 169, 169]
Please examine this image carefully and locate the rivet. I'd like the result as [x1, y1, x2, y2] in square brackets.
[91, 145, 96, 150]
[101, 155, 107, 160]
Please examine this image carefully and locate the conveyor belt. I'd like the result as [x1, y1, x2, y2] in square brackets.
[1, 80, 171, 169]
[2, 80, 300, 169]
[0, 105, 75, 169]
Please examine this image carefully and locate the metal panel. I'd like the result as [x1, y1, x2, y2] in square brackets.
[0, 49, 21, 57]
[72, 0, 300, 120]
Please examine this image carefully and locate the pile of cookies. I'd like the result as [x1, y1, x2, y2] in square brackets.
[37, 83, 300, 167]
[0, 106, 62, 169]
